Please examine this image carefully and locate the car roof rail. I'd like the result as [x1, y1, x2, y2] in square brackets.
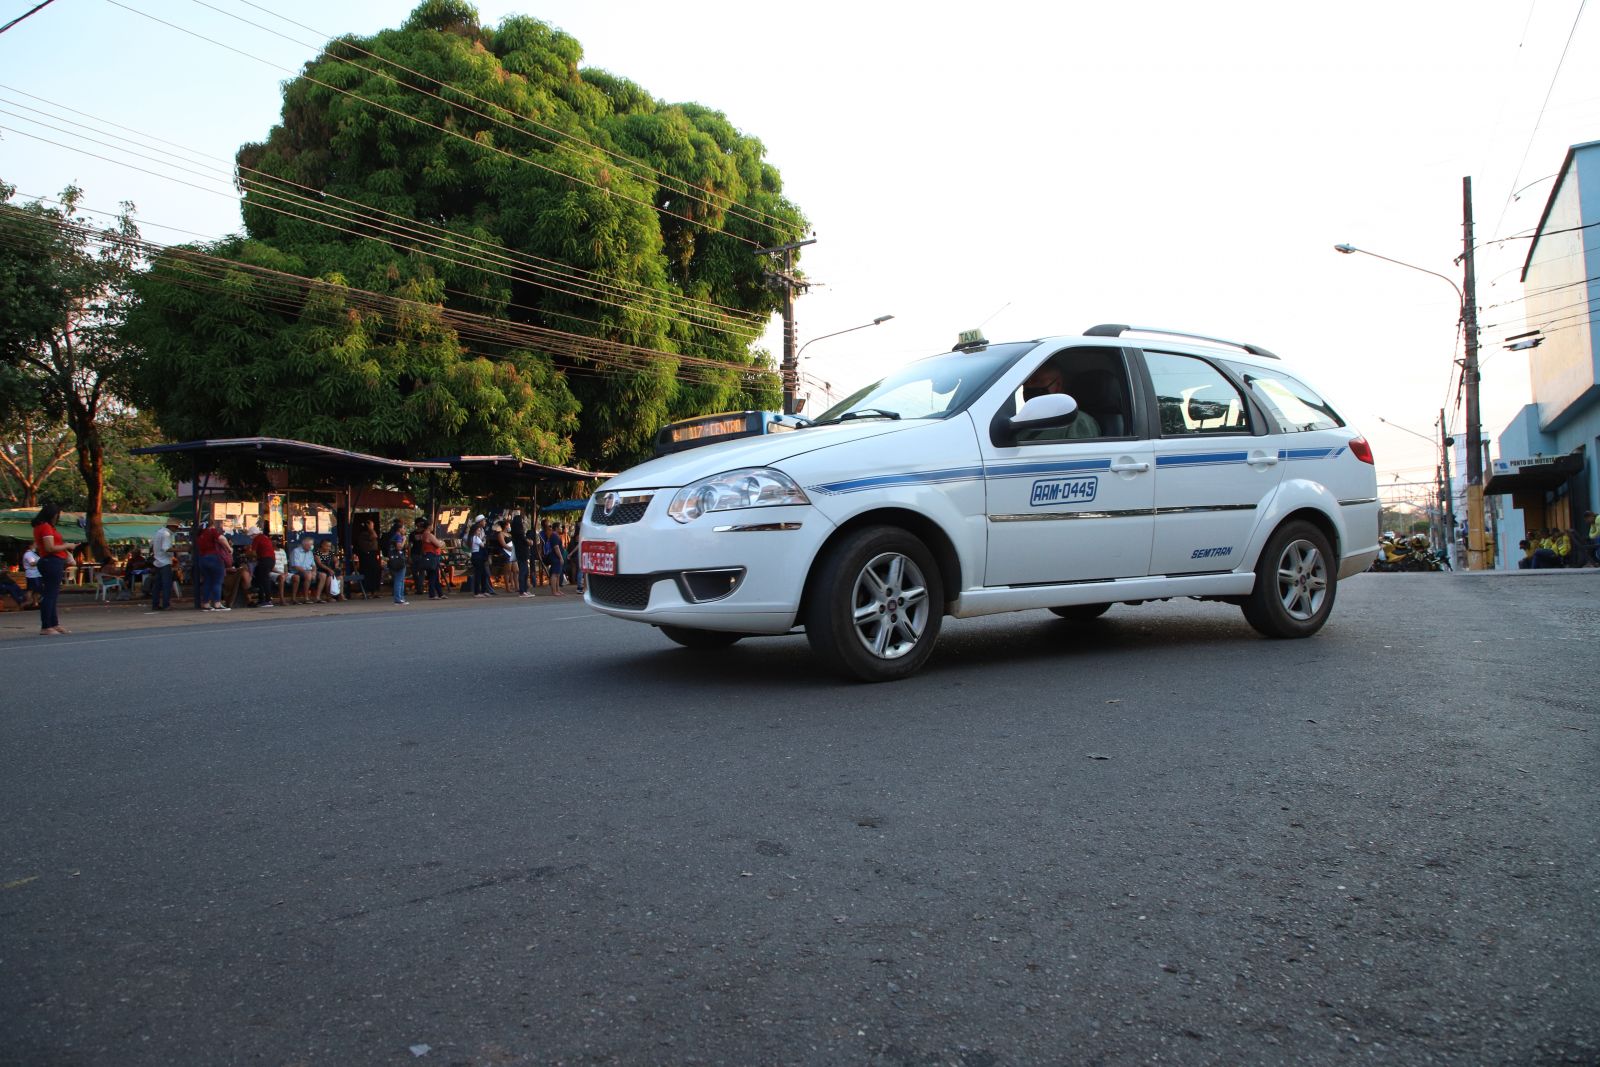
[1083, 324, 1280, 360]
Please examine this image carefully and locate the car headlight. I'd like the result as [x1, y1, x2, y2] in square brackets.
[666, 468, 810, 524]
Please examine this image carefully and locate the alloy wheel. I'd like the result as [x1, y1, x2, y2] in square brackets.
[1276, 539, 1328, 621]
[851, 551, 931, 660]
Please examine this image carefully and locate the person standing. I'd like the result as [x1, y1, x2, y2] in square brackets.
[541, 519, 566, 597]
[386, 518, 409, 604]
[510, 508, 532, 597]
[249, 525, 277, 607]
[468, 517, 490, 597]
[354, 518, 380, 599]
[31, 502, 72, 635]
[417, 518, 447, 600]
[22, 543, 43, 610]
[195, 520, 233, 611]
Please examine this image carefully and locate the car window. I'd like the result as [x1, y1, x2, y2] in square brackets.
[1005, 348, 1136, 444]
[1232, 366, 1345, 433]
[1144, 351, 1250, 435]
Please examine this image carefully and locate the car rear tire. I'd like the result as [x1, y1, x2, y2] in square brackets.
[805, 526, 944, 683]
[1241, 520, 1337, 639]
[658, 625, 744, 650]
[1049, 603, 1112, 621]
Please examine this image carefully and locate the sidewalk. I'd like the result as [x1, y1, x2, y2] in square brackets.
[0, 584, 587, 641]
[1451, 567, 1600, 578]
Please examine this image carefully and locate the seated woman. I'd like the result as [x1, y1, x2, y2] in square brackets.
[315, 541, 344, 602]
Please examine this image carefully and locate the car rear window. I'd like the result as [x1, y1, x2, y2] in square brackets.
[1232, 366, 1345, 433]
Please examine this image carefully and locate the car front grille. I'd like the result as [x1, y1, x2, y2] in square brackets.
[587, 573, 658, 610]
[590, 493, 654, 527]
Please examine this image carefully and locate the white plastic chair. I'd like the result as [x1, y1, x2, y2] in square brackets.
[95, 574, 126, 601]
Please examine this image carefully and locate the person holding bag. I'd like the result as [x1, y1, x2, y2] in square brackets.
[30, 502, 72, 635]
[385, 519, 409, 605]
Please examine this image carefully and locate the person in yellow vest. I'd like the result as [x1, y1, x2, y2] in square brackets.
[1555, 528, 1574, 565]
[1587, 510, 1599, 565]
[1531, 528, 1561, 569]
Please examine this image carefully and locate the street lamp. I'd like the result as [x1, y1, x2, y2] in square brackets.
[1333, 244, 1463, 304]
[790, 315, 894, 414]
[797, 315, 894, 358]
[1335, 234, 1486, 569]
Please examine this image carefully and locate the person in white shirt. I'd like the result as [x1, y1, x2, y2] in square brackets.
[287, 534, 325, 604]
[148, 520, 180, 611]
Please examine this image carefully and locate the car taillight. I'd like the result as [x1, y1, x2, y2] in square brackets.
[1348, 436, 1374, 465]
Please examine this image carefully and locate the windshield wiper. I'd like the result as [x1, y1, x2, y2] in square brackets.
[814, 407, 901, 426]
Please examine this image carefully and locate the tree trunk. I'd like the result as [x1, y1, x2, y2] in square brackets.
[68, 405, 109, 561]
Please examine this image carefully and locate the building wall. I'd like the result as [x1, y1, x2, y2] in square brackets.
[1495, 141, 1600, 564]
[1522, 141, 1600, 432]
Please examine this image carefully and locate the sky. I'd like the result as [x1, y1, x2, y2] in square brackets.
[3, 0, 1597, 488]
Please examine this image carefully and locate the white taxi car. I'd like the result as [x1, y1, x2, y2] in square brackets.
[579, 325, 1379, 681]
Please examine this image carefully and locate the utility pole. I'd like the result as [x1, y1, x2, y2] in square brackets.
[1461, 176, 1486, 570]
[1440, 408, 1458, 568]
[755, 237, 817, 415]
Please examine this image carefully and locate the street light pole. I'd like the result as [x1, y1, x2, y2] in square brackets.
[1460, 176, 1487, 570]
[791, 315, 895, 413]
[1334, 175, 1487, 569]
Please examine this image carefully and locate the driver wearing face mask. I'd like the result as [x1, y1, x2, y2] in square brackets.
[1020, 362, 1100, 440]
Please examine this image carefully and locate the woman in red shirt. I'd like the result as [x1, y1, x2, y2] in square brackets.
[195, 520, 233, 611]
[31, 502, 71, 636]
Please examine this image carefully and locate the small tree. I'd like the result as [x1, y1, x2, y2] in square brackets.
[0, 181, 140, 557]
[0, 414, 75, 508]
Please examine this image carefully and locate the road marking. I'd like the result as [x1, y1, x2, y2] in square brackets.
[2, 875, 39, 890]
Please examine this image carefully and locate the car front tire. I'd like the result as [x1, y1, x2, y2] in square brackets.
[1241, 520, 1337, 639]
[805, 526, 944, 683]
[658, 625, 744, 650]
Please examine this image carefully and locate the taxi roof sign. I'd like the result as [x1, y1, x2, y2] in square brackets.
[954, 328, 988, 352]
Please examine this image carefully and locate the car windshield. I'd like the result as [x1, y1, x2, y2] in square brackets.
[811, 344, 1032, 424]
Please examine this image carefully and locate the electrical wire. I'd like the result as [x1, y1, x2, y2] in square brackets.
[0, 118, 776, 354]
[0, 204, 778, 390]
[208, 0, 801, 240]
[1491, 0, 1590, 240]
[0, 0, 56, 34]
[103, 0, 773, 251]
[0, 87, 772, 336]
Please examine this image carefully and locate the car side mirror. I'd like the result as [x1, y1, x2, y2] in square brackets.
[1186, 397, 1228, 423]
[995, 393, 1078, 445]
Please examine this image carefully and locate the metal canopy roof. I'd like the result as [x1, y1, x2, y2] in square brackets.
[433, 455, 614, 481]
[1484, 452, 1586, 495]
[131, 437, 451, 474]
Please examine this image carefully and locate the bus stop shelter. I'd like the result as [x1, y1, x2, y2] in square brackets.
[131, 437, 451, 607]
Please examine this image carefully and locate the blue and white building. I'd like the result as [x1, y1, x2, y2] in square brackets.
[1491, 139, 1600, 560]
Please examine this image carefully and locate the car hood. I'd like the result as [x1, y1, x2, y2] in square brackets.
[599, 420, 927, 491]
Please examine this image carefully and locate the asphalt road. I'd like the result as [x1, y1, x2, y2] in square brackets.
[2, 573, 1597, 1066]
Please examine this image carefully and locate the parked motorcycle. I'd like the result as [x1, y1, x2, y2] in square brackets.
[1371, 533, 1449, 572]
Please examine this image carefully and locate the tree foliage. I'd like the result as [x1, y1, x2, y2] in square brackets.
[0, 181, 141, 557]
[126, 2, 803, 467]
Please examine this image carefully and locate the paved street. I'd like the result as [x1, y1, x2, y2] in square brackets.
[2, 573, 1596, 1066]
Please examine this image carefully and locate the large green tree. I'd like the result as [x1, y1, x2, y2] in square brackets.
[0, 182, 141, 557]
[126, 0, 803, 467]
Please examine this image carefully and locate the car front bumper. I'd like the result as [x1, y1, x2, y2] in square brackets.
[579, 498, 832, 634]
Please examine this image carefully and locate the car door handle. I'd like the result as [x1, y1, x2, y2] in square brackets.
[1109, 461, 1150, 473]
[1248, 453, 1280, 467]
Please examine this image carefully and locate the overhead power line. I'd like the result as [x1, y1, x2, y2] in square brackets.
[1491, 0, 1590, 240]
[0, 85, 770, 333]
[210, 0, 800, 240]
[103, 0, 774, 250]
[0, 208, 774, 389]
[0, 0, 56, 34]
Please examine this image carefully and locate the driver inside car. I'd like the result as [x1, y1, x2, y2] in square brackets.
[1020, 361, 1100, 440]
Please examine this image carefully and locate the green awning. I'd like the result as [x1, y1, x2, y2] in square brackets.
[0, 510, 169, 542]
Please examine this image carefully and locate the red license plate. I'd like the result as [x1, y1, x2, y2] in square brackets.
[580, 540, 617, 576]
